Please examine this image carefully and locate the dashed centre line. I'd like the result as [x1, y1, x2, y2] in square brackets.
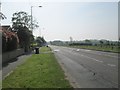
[76, 48, 118, 58]
[54, 47, 117, 68]
[107, 64, 116, 67]
[94, 59, 103, 63]
[79, 54, 116, 67]
[79, 54, 103, 63]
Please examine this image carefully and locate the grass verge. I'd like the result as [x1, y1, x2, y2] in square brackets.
[2, 47, 72, 88]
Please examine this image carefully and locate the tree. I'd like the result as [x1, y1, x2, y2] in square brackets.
[12, 11, 39, 31]
[99, 40, 104, 47]
[85, 39, 91, 43]
[17, 26, 32, 52]
[11, 11, 39, 52]
[36, 37, 43, 46]
[36, 36, 46, 47]
[0, 12, 7, 20]
[106, 40, 110, 46]
[41, 37, 46, 44]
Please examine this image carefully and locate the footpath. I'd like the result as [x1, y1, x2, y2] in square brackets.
[2, 52, 32, 80]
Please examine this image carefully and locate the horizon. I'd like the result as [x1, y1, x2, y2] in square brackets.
[47, 37, 119, 42]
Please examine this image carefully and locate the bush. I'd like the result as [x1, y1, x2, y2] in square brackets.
[1, 29, 19, 53]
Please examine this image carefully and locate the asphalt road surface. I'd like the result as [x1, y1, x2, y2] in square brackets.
[50, 45, 118, 88]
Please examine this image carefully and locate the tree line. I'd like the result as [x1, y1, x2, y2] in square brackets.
[50, 39, 119, 47]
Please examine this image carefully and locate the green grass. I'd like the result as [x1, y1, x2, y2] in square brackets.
[69, 45, 119, 53]
[40, 46, 51, 52]
[2, 47, 72, 88]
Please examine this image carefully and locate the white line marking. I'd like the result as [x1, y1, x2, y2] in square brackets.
[54, 49, 60, 52]
[107, 64, 116, 67]
[94, 59, 103, 63]
[97, 53, 118, 58]
[76, 49, 80, 52]
[79, 54, 103, 63]
[79, 49, 118, 58]
[84, 50, 91, 51]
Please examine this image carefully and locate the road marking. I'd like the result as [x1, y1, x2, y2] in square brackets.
[96, 53, 118, 58]
[91, 52, 118, 58]
[76, 49, 91, 52]
[76, 49, 80, 52]
[94, 59, 103, 63]
[84, 50, 91, 51]
[79, 54, 103, 63]
[78, 49, 118, 58]
[54, 49, 60, 52]
[107, 64, 116, 67]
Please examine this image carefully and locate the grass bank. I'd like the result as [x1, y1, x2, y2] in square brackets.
[2, 47, 72, 88]
[69, 45, 119, 53]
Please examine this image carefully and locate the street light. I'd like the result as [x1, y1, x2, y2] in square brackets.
[39, 28, 44, 37]
[31, 5, 42, 34]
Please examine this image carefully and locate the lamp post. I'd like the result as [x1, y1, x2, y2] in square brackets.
[31, 5, 42, 34]
[39, 28, 44, 37]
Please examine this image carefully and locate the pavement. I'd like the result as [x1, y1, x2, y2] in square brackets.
[50, 45, 118, 88]
[2, 53, 32, 80]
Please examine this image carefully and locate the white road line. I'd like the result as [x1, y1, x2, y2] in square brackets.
[96, 53, 118, 58]
[107, 64, 116, 67]
[84, 50, 91, 51]
[79, 54, 103, 63]
[54, 49, 60, 52]
[94, 59, 103, 63]
[78, 53, 117, 69]
[78, 49, 118, 58]
[72, 50, 117, 68]
[76, 49, 80, 52]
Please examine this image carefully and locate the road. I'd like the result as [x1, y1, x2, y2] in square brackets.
[50, 45, 118, 88]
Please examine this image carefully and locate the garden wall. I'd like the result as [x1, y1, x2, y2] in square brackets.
[2, 49, 24, 64]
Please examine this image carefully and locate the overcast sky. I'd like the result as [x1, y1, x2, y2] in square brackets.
[1, 0, 119, 41]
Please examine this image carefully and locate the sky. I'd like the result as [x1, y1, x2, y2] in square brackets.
[1, 0, 119, 41]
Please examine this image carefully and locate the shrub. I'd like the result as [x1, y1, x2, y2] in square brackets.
[1, 29, 19, 53]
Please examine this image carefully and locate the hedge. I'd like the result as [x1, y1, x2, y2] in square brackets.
[1, 29, 19, 53]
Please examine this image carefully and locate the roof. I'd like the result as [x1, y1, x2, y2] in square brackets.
[2, 25, 11, 31]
